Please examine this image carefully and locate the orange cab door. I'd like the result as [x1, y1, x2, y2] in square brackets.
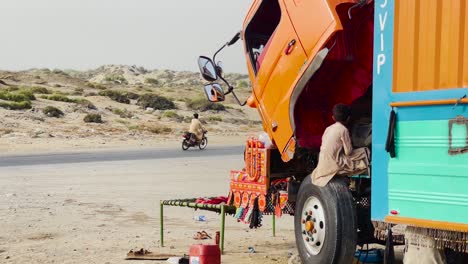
[284, 0, 343, 57]
[252, 1, 307, 153]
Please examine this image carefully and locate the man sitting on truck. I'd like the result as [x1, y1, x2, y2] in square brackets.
[311, 104, 369, 186]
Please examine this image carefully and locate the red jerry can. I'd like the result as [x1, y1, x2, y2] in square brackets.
[189, 244, 221, 264]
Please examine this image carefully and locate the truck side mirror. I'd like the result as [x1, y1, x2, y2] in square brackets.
[227, 31, 241, 46]
[198, 56, 218, 82]
[203, 83, 225, 102]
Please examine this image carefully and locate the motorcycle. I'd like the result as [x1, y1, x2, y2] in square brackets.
[182, 131, 208, 150]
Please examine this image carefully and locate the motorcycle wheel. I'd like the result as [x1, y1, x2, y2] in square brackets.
[199, 137, 208, 150]
[182, 140, 190, 150]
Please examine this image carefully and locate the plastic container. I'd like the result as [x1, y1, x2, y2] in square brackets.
[189, 244, 221, 264]
[353, 248, 383, 263]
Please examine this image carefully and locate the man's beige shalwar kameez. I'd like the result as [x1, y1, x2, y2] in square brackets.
[311, 122, 369, 186]
[189, 118, 204, 141]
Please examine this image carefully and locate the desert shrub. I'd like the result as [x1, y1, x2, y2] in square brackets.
[115, 119, 130, 125]
[28, 86, 51, 94]
[237, 80, 249, 88]
[41, 94, 75, 103]
[2, 86, 19, 91]
[75, 99, 96, 110]
[145, 78, 160, 86]
[52, 69, 66, 75]
[0, 128, 14, 135]
[43, 106, 64, 118]
[0, 100, 32, 110]
[86, 82, 107, 90]
[162, 110, 179, 119]
[85, 92, 97, 97]
[104, 74, 128, 85]
[73, 87, 84, 95]
[41, 94, 95, 109]
[0, 92, 32, 102]
[83, 113, 102, 123]
[9, 86, 49, 95]
[208, 115, 223, 122]
[186, 97, 225, 112]
[130, 124, 172, 134]
[98, 90, 130, 104]
[137, 94, 176, 110]
[112, 108, 133, 118]
[127, 92, 140, 100]
[146, 125, 172, 134]
[18, 90, 36, 100]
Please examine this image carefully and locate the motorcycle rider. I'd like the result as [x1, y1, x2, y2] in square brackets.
[189, 113, 206, 143]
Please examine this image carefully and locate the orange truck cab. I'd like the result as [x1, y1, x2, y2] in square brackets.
[197, 0, 468, 263]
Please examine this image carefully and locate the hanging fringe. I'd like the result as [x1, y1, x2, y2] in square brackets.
[372, 221, 468, 253]
[405, 226, 468, 253]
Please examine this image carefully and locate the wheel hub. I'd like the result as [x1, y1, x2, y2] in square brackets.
[301, 196, 326, 255]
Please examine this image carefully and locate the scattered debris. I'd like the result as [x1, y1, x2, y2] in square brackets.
[166, 256, 189, 264]
[126, 248, 176, 260]
[248, 246, 256, 253]
[193, 231, 211, 240]
[288, 253, 302, 264]
[193, 215, 206, 222]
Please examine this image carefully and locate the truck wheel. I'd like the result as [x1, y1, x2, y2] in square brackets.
[294, 176, 356, 264]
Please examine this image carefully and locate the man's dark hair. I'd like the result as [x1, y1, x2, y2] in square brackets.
[332, 103, 351, 122]
[193, 113, 199, 119]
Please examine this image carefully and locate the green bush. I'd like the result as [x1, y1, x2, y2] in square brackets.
[127, 92, 140, 100]
[83, 113, 102, 123]
[41, 94, 75, 103]
[104, 74, 128, 85]
[8, 86, 50, 95]
[98, 90, 130, 104]
[0, 100, 32, 110]
[43, 106, 64, 118]
[237, 80, 250, 88]
[145, 78, 160, 86]
[0, 92, 31, 102]
[208, 115, 223, 122]
[28, 86, 51, 94]
[162, 110, 178, 118]
[75, 99, 97, 110]
[131, 124, 172, 134]
[41, 94, 96, 109]
[137, 94, 176, 110]
[146, 125, 172, 134]
[112, 108, 133, 118]
[73, 87, 84, 95]
[86, 82, 107, 90]
[186, 98, 225, 112]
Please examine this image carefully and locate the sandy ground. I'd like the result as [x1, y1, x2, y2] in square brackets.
[0, 140, 297, 264]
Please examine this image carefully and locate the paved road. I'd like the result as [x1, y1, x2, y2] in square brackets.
[0, 145, 244, 167]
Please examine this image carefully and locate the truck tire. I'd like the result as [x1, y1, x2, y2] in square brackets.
[294, 176, 357, 264]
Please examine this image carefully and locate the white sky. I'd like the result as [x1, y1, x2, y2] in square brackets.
[0, 0, 252, 73]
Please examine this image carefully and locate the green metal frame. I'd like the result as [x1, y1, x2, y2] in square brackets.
[159, 198, 277, 254]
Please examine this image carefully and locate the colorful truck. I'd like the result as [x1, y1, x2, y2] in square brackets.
[197, 0, 468, 263]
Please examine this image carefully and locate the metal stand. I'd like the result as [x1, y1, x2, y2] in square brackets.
[272, 214, 276, 237]
[159, 199, 236, 254]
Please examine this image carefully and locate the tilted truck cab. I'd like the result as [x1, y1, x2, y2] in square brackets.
[198, 0, 468, 263]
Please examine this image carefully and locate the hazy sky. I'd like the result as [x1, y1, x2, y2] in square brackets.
[0, 0, 252, 73]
